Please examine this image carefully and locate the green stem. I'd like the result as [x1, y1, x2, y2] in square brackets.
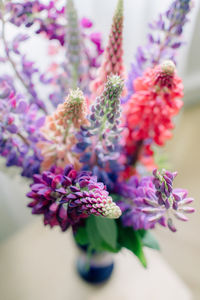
[16, 132, 30, 146]
[63, 117, 73, 143]
[1, 19, 30, 91]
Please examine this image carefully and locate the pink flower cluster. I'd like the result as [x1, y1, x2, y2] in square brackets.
[122, 61, 183, 174]
[37, 89, 88, 171]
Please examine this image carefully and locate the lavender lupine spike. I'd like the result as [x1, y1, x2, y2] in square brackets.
[0, 76, 44, 177]
[0, 6, 47, 113]
[74, 75, 124, 189]
[124, 0, 192, 103]
[65, 0, 82, 89]
[88, 75, 123, 158]
[116, 169, 194, 232]
[91, 0, 124, 98]
[46, 0, 103, 106]
[27, 165, 122, 231]
[76, 75, 123, 168]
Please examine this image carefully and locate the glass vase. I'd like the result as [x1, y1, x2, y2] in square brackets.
[76, 245, 114, 284]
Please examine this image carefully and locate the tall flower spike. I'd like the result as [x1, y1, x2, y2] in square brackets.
[65, 0, 82, 89]
[27, 165, 122, 231]
[76, 75, 123, 175]
[37, 89, 88, 171]
[123, 60, 183, 162]
[125, 0, 192, 103]
[91, 0, 124, 98]
[57, 89, 88, 129]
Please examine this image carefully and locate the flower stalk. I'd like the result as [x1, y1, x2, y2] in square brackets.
[91, 0, 124, 98]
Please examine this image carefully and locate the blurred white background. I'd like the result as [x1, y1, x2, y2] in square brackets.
[0, 0, 199, 240]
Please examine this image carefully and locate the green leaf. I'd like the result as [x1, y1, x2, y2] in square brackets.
[118, 223, 147, 268]
[95, 216, 117, 249]
[85, 215, 120, 253]
[101, 240, 121, 253]
[110, 193, 121, 202]
[138, 230, 160, 251]
[86, 215, 103, 250]
[74, 226, 89, 246]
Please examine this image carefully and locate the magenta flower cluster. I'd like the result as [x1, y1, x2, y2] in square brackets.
[27, 165, 121, 230]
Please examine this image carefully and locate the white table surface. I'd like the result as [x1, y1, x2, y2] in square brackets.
[0, 219, 192, 300]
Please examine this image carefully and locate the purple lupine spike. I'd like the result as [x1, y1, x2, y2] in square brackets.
[116, 168, 194, 232]
[74, 75, 124, 188]
[0, 76, 43, 177]
[27, 164, 122, 231]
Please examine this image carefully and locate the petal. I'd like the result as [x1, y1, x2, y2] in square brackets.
[167, 218, 177, 232]
[179, 207, 195, 214]
[174, 211, 188, 222]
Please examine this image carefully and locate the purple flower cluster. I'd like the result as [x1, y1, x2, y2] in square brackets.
[117, 169, 194, 232]
[6, 1, 103, 55]
[6, 1, 65, 42]
[0, 22, 48, 113]
[27, 164, 121, 231]
[5, 1, 104, 101]
[0, 0, 104, 175]
[0, 76, 44, 177]
[125, 0, 192, 102]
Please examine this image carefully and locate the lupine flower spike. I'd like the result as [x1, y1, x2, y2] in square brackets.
[75, 75, 123, 187]
[37, 89, 88, 171]
[91, 0, 124, 98]
[65, 0, 82, 89]
[0, 77, 44, 177]
[27, 164, 122, 231]
[122, 60, 183, 174]
[117, 169, 194, 232]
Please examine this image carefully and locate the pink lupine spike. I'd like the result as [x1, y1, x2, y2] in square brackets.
[90, 0, 125, 98]
[37, 89, 88, 171]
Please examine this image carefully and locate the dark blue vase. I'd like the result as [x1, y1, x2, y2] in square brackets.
[76, 245, 114, 284]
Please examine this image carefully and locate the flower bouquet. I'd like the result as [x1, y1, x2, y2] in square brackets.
[0, 0, 195, 284]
